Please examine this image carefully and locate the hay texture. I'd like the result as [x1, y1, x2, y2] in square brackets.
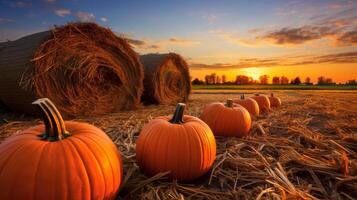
[0, 23, 143, 117]
[140, 53, 191, 104]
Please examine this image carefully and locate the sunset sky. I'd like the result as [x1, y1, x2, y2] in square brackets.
[0, 0, 356, 83]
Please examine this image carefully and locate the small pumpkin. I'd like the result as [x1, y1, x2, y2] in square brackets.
[136, 103, 216, 181]
[250, 93, 271, 112]
[269, 93, 281, 108]
[200, 99, 251, 137]
[0, 98, 122, 200]
[234, 94, 260, 117]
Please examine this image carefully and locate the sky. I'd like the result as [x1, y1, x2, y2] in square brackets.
[0, 0, 356, 83]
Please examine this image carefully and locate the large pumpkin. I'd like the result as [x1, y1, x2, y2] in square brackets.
[200, 99, 251, 137]
[269, 93, 281, 108]
[0, 98, 122, 200]
[250, 93, 271, 112]
[136, 103, 216, 181]
[234, 94, 260, 117]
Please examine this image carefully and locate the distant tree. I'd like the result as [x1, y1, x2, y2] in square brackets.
[305, 77, 312, 85]
[347, 79, 357, 85]
[291, 77, 301, 85]
[192, 78, 204, 85]
[216, 76, 221, 84]
[272, 76, 280, 84]
[222, 75, 226, 84]
[235, 75, 250, 85]
[204, 75, 210, 85]
[210, 73, 216, 84]
[326, 78, 334, 84]
[280, 76, 289, 84]
[259, 75, 269, 84]
[317, 76, 326, 85]
[317, 76, 334, 85]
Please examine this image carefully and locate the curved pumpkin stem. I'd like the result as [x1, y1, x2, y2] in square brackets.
[32, 98, 70, 141]
[240, 94, 245, 100]
[226, 99, 233, 108]
[170, 103, 185, 124]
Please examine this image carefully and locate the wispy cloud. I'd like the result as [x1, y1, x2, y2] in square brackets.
[121, 34, 199, 51]
[11, 1, 32, 8]
[0, 17, 13, 24]
[54, 8, 71, 17]
[190, 51, 357, 70]
[168, 38, 199, 46]
[43, 0, 56, 3]
[76, 11, 95, 22]
[100, 17, 108, 22]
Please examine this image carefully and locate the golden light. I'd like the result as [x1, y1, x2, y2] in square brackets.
[242, 67, 263, 80]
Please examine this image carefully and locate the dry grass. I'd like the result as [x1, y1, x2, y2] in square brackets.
[0, 90, 356, 199]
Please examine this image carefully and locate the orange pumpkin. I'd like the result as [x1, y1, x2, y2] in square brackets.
[200, 99, 251, 137]
[136, 103, 216, 181]
[269, 93, 281, 108]
[250, 93, 271, 112]
[0, 98, 122, 200]
[234, 94, 260, 117]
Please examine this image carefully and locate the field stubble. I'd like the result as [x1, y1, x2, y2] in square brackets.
[0, 90, 356, 199]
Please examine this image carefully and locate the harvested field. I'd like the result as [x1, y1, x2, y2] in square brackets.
[0, 90, 356, 199]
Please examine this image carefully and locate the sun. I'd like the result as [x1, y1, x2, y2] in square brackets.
[243, 67, 262, 80]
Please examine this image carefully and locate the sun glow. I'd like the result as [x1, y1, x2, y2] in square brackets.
[242, 67, 263, 80]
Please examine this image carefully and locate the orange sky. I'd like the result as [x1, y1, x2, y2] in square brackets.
[190, 63, 357, 84]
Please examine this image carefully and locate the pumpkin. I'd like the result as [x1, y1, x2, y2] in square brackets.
[250, 93, 271, 112]
[200, 99, 251, 137]
[136, 103, 216, 181]
[269, 93, 281, 108]
[233, 94, 260, 117]
[0, 98, 122, 200]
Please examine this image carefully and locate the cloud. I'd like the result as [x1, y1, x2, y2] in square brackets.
[0, 18, 13, 24]
[168, 38, 199, 46]
[190, 51, 357, 70]
[261, 25, 336, 45]
[335, 29, 357, 46]
[76, 11, 95, 22]
[54, 9, 71, 17]
[100, 17, 108, 22]
[201, 13, 217, 23]
[121, 35, 199, 51]
[123, 37, 160, 50]
[43, 0, 55, 3]
[11, 1, 32, 8]
[211, 30, 265, 47]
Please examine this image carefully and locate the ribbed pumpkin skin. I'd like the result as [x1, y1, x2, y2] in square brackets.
[233, 98, 259, 117]
[136, 115, 216, 181]
[200, 103, 251, 137]
[0, 121, 122, 200]
[251, 95, 271, 112]
[269, 96, 281, 107]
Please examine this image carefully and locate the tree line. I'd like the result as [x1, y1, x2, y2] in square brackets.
[192, 73, 357, 85]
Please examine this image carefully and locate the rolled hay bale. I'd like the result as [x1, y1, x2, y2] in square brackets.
[140, 53, 191, 104]
[0, 22, 143, 117]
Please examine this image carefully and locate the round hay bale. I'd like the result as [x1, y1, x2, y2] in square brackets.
[0, 22, 143, 117]
[140, 53, 191, 104]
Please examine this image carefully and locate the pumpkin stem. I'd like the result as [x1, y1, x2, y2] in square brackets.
[271, 93, 274, 97]
[32, 98, 70, 141]
[255, 93, 260, 96]
[170, 103, 186, 124]
[226, 99, 233, 108]
[240, 94, 245, 100]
